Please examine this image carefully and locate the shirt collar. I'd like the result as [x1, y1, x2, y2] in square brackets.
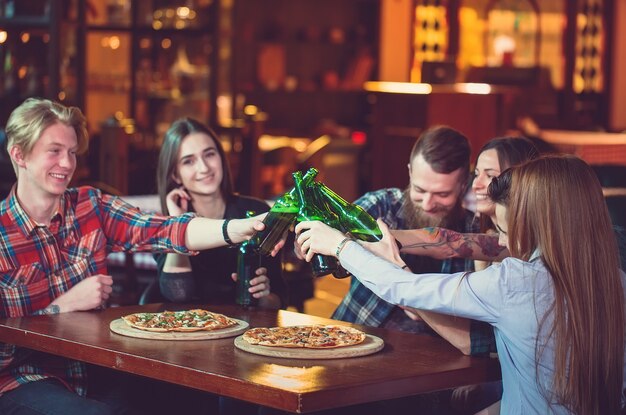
[529, 249, 541, 262]
[8, 187, 67, 238]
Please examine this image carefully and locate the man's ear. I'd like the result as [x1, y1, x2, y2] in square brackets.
[9, 145, 26, 168]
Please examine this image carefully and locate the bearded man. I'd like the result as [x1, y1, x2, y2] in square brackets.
[333, 125, 494, 356]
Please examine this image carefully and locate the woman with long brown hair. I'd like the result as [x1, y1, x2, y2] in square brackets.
[155, 117, 285, 308]
[295, 155, 625, 414]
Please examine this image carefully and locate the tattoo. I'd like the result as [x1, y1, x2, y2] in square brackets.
[475, 234, 506, 257]
[401, 228, 506, 260]
[43, 304, 60, 315]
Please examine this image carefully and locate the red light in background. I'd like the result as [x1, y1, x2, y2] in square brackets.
[351, 131, 366, 145]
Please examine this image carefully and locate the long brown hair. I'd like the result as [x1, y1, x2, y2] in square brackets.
[156, 118, 234, 214]
[506, 156, 624, 414]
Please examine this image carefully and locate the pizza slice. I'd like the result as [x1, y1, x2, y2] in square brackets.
[242, 326, 313, 347]
[306, 325, 366, 348]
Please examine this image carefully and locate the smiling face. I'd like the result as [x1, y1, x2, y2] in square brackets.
[14, 122, 78, 200]
[495, 203, 509, 250]
[472, 148, 501, 218]
[407, 153, 465, 224]
[173, 132, 224, 198]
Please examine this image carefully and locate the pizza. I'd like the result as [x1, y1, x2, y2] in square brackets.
[121, 309, 238, 332]
[242, 325, 366, 349]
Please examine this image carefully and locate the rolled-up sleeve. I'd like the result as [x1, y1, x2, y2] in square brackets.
[99, 193, 196, 255]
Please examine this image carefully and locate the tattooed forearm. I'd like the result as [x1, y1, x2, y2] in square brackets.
[392, 228, 508, 261]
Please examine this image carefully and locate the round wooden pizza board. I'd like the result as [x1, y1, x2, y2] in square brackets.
[110, 318, 249, 341]
[233, 334, 384, 359]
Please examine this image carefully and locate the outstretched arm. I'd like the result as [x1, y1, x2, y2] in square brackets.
[184, 214, 266, 250]
[392, 228, 508, 261]
[295, 220, 480, 355]
[401, 306, 472, 355]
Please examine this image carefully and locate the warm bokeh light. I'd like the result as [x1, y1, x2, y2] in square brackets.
[0, 31, 7, 44]
[243, 105, 258, 116]
[161, 38, 172, 49]
[364, 81, 432, 94]
[20, 32, 30, 43]
[18, 66, 27, 79]
[454, 83, 491, 94]
[109, 36, 120, 50]
[99, 36, 121, 50]
[177, 7, 190, 18]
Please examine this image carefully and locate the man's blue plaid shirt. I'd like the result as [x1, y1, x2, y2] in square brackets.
[332, 188, 495, 355]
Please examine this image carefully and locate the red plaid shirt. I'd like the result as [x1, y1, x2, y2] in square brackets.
[0, 186, 194, 396]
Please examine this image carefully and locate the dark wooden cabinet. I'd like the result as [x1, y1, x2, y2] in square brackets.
[226, 0, 380, 136]
[367, 85, 516, 190]
[82, 0, 218, 194]
[84, 1, 216, 140]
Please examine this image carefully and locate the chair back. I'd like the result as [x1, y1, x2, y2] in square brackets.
[592, 164, 626, 187]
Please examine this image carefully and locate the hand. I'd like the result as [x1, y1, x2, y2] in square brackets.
[360, 219, 405, 267]
[51, 274, 114, 313]
[165, 187, 190, 216]
[292, 235, 305, 260]
[295, 221, 345, 261]
[229, 213, 267, 244]
[269, 224, 293, 257]
[399, 305, 423, 321]
[231, 267, 271, 299]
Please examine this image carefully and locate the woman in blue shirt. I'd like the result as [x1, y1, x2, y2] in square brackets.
[295, 155, 625, 415]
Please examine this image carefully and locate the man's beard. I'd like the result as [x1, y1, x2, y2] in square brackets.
[400, 187, 465, 229]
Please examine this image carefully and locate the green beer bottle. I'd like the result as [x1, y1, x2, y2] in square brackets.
[237, 211, 260, 307]
[293, 171, 340, 277]
[309, 182, 351, 279]
[236, 239, 259, 307]
[254, 167, 318, 256]
[314, 182, 382, 242]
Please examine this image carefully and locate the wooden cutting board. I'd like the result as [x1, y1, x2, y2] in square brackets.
[234, 334, 384, 359]
[110, 318, 249, 341]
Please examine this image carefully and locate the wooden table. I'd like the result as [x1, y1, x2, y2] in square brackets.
[0, 304, 501, 413]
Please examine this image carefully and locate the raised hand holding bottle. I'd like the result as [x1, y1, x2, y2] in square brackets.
[293, 171, 340, 277]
